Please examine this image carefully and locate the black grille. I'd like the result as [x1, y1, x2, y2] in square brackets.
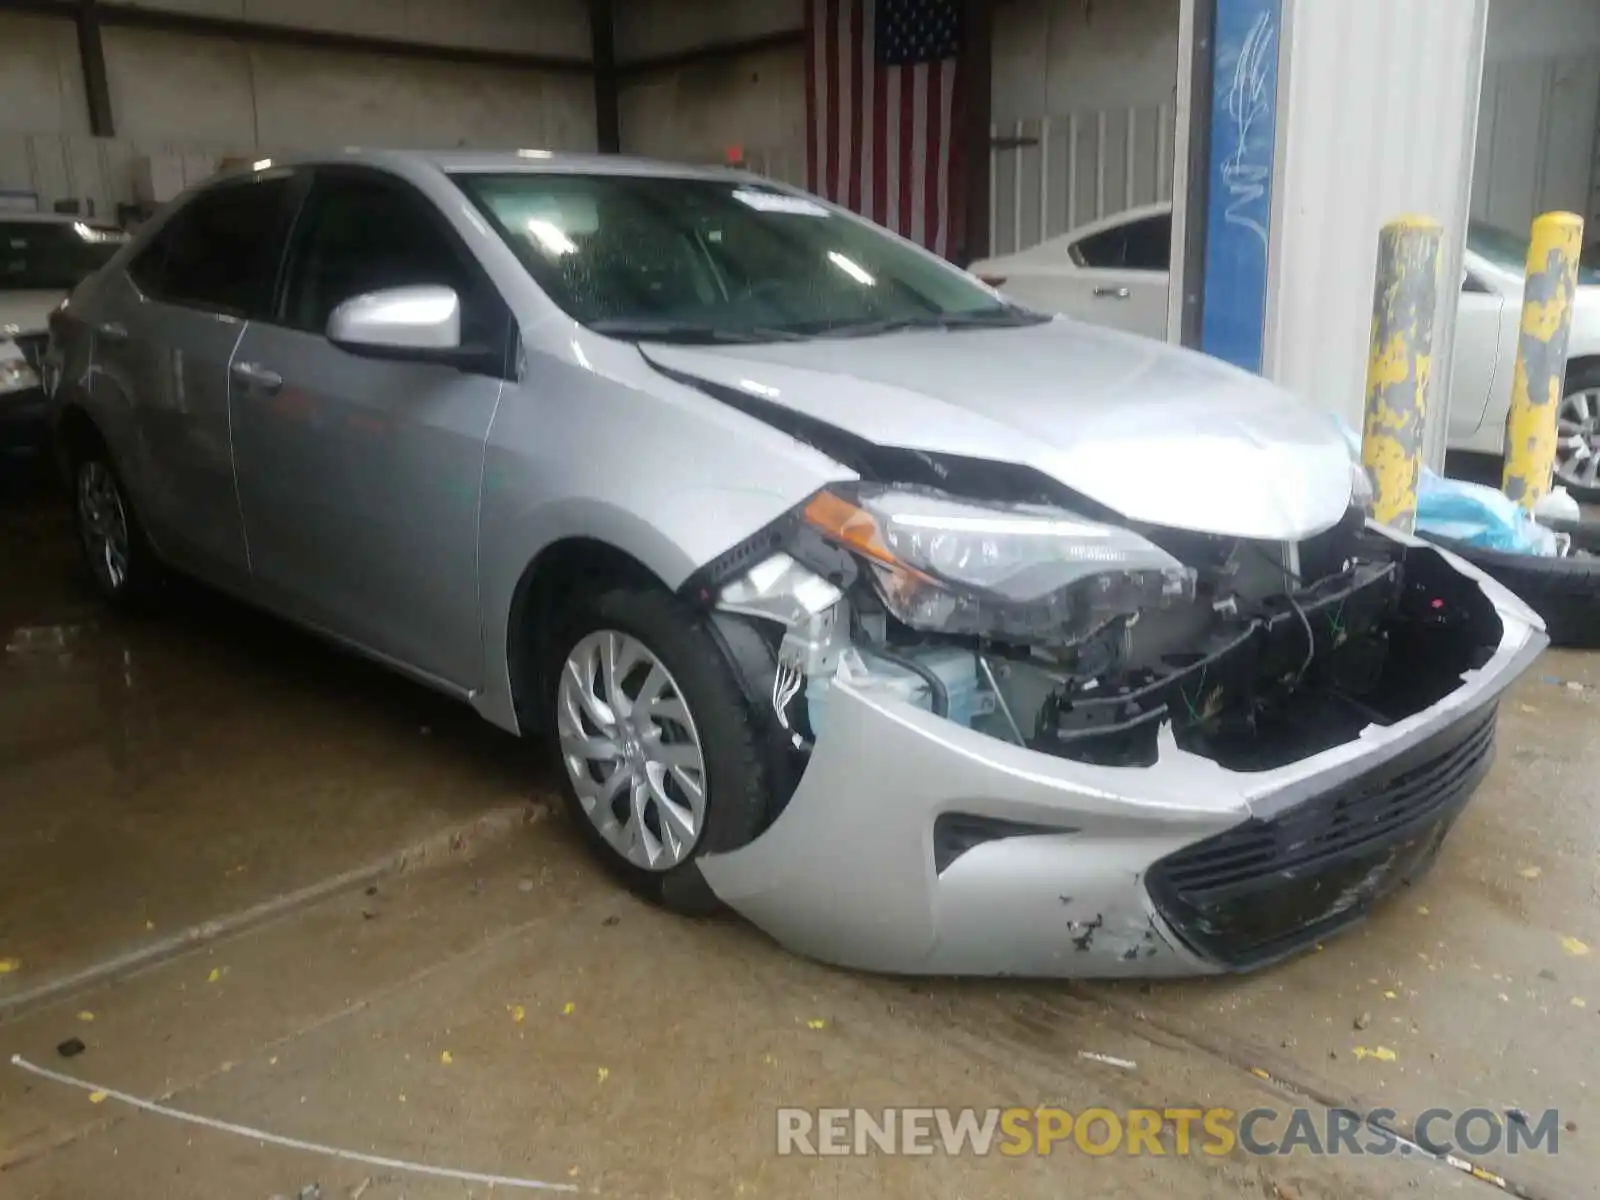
[1147, 705, 1497, 969]
[12, 332, 47, 373]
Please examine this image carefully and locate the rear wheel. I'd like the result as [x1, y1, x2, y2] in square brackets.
[547, 588, 769, 914]
[68, 435, 162, 608]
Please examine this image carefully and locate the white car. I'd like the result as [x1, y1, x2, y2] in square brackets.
[1, 212, 128, 457]
[970, 203, 1600, 498]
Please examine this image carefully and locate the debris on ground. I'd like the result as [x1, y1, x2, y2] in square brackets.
[1354, 1012, 1372, 1030]
[88, 1090, 106, 1103]
[1078, 1051, 1137, 1070]
[1518, 866, 1543, 879]
[439, 1050, 453, 1065]
[562, 1001, 575, 1016]
[597, 1066, 610, 1083]
[0, 957, 19, 974]
[1561, 936, 1591, 957]
[1352, 1046, 1397, 1062]
[517, 879, 534, 893]
[56, 1038, 85, 1058]
[76, 1011, 94, 1022]
[1539, 968, 1558, 981]
[602, 915, 620, 927]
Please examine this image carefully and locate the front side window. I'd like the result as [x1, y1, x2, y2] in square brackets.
[278, 172, 476, 334]
[129, 176, 293, 314]
[453, 172, 1035, 340]
[0, 220, 127, 291]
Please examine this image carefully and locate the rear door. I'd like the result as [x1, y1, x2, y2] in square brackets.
[229, 167, 513, 689]
[93, 173, 300, 586]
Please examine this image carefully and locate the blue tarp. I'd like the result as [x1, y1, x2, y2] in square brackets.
[1332, 414, 1558, 556]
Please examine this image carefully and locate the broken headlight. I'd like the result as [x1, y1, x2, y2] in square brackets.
[800, 486, 1196, 643]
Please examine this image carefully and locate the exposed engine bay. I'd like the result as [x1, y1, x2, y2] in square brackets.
[685, 475, 1507, 814]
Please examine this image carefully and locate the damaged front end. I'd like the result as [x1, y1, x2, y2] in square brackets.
[681, 465, 1543, 977]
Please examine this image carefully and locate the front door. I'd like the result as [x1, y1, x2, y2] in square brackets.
[229, 168, 513, 689]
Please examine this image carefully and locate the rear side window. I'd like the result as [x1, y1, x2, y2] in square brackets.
[129, 176, 294, 315]
[1071, 213, 1172, 272]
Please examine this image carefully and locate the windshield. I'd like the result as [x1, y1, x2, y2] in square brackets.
[453, 172, 1036, 341]
[1468, 221, 1600, 285]
[1, 220, 127, 292]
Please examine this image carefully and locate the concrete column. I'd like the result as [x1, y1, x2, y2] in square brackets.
[1263, 0, 1489, 470]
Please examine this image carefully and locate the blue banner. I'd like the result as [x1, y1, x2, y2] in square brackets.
[1200, 0, 1281, 374]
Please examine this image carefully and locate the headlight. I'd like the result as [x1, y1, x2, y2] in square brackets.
[0, 343, 39, 396]
[800, 486, 1196, 642]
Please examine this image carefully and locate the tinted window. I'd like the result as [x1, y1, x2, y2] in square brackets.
[453, 172, 1016, 336]
[129, 176, 293, 314]
[1072, 213, 1171, 271]
[0, 220, 127, 291]
[279, 173, 497, 346]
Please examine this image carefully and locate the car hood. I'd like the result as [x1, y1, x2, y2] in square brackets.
[642, 319, 1355, 541]
[0, 291, 63, 337]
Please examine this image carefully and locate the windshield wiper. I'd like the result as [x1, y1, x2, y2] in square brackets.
[814, 305, 1052, 338]
[588, 318, 811, 344]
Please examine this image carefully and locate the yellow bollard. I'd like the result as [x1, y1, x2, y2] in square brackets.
[1502, 211, 1586, 509]
[1362, 217, 1443, 534]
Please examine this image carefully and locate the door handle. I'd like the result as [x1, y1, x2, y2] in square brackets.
[96, 321, 128, 341]
[1093, 286, 1132, 300]
[231, 361, 283, 393]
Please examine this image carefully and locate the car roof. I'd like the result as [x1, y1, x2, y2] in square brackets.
[227, 147, 754, 183]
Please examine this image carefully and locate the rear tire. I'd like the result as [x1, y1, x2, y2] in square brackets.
[1418, 531, 1600, 649]
[67, 432, 162, 609]
[546, 587, 770, 914]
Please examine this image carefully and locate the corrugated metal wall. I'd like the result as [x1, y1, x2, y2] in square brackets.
[1473, 52, 1600, 234]
[988, 105, 1176, 256]
[1474, 0, 1600, 241]
[0, 2, 595, 216]
[989, 0, 1181, 251]
[614, 0, 806, 181]
[1266, 0, 1489, 462]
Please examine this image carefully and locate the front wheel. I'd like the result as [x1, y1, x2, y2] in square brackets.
[547, 588, 770, 914]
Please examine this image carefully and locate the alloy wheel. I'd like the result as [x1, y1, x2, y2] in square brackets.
[556, 629, 708, 871]
[1555, 387, 1600, 491]
[77, 461, 130, 594]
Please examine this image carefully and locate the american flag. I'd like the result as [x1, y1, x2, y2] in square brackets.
[805, 0, 964, 259]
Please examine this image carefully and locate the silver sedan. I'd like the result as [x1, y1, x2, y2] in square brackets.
[48, 150, 1544, 977]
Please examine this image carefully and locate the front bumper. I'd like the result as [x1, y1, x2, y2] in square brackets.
[699, 542, 1547, 978]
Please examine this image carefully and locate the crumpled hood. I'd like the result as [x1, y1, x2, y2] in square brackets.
[643, 318, 1355, 541]
[0, 291, 63, 337]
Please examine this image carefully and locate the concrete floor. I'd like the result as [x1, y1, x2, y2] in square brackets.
[2, 476, 1597, 1199]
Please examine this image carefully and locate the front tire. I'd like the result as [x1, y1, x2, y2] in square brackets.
[68, 436, 162, 608]
[547, 588, 770, 914]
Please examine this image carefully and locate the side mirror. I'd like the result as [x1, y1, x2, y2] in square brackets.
[327, 285, 461, 355]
